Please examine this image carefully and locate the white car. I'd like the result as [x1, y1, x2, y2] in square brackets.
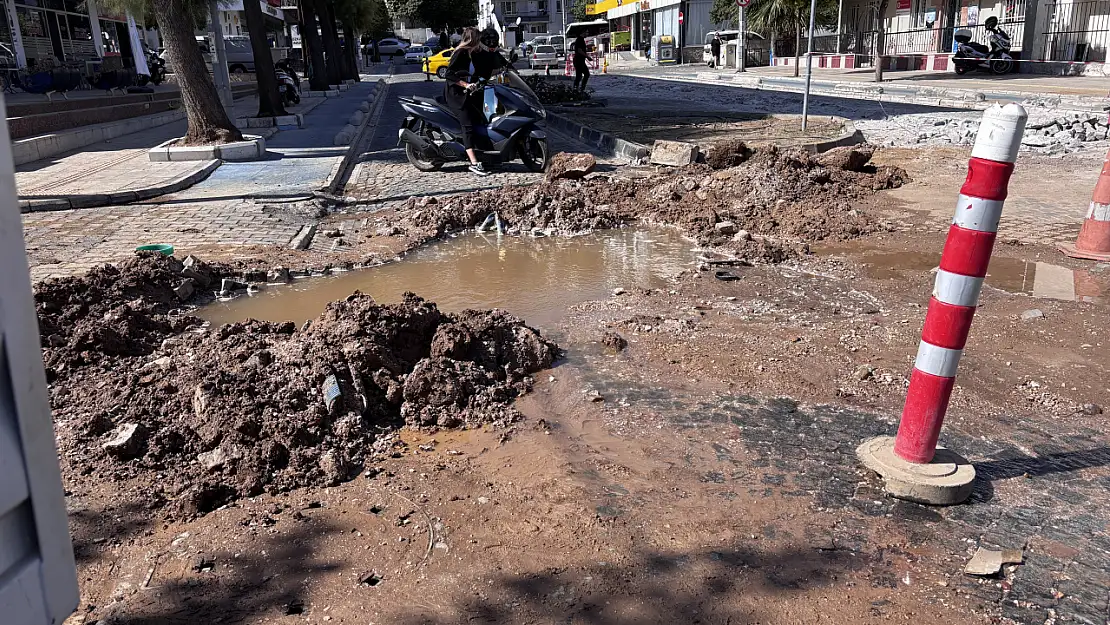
[404, 45, 431, 63]
[376, 37, 409, 56]
[529, 44, 559, 70]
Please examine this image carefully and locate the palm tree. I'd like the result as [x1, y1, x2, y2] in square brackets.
[747, 0, 836, 77]
[241, 0, 287, 117]
[104, 0, 242, 143]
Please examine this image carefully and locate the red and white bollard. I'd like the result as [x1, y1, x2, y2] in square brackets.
[858, 102, 1027, 505]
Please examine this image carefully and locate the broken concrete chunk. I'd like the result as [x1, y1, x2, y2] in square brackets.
[174, 278, 195, 302]
[1020, 309, 1045, 321]
[267, 266, 291, 283]
[964, 547, 1024, 576]
[197, 446, 236, 472]
[102, 423, 145, 459]
[714, 221, 739, 235]
[816, 145, 874, 172]
[650, 140, 699, 167]
[181, 255, 213, 287]
[545, 152, 597, 181]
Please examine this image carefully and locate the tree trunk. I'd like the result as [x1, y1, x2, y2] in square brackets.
[874, 0, 889, 81]
[342, 22, 359, 81]
[794, 25, 801, 77]
[152, 0, 241, 144]
[242, 0, 287, 117]
[317, 0, 343, 85]
[300, 0, 329, 92]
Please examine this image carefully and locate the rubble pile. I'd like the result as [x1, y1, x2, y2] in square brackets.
[43, 256, 557, 517]
[392, 145, 905, 263]
[860, 110, 1110, 155]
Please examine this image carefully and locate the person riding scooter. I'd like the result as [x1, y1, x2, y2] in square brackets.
[443, 26, 509, 176]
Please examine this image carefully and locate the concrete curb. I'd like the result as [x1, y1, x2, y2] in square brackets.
[148, 134, 266, 162]
[18, 159, 221, 213]
[546, 109, 862, 161]
[325, 78, 390, 196]
[544, 110, 651, 164]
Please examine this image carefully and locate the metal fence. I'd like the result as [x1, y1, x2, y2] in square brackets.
[1041, 0, 1110, 62]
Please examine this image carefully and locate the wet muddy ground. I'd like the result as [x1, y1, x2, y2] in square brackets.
[57, 145, 1110, 625]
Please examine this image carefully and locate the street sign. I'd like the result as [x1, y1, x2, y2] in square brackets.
[678, 10, 683, 23]
[736, 0, 750, 6]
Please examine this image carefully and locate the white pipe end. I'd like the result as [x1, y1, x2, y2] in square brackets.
[971, 102, 1028, 164]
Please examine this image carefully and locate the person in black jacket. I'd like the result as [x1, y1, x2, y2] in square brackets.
[572, 34, 590, 90]
[443, 27, 508, 176]
[711, 32, 722, 69]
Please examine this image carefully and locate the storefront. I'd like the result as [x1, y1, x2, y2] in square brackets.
[0, 0, 146, 69]
[603, 0, 683, 54]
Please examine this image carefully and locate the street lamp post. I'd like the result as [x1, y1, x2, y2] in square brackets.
[800, 0, 817, 131]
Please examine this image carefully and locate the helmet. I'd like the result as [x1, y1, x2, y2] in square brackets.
[480, 28, 499, 49]
[984, 16, 998, 29]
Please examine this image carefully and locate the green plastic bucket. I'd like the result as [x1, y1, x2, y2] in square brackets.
[135, 244, 175, 256]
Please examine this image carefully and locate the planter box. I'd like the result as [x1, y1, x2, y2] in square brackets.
[149, 135, 266, 162]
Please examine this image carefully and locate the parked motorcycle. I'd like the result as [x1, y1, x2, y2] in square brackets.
[396, 63, 549, 173]
[137, 47, 166, 86]
[275, 61, 300, 105]
[953, 16, 1013, 75]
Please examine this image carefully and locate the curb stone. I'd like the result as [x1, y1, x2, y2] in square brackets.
[544, 110, 651, 164]
[18, 159, 221, 213]
[325, 77, 390, 196]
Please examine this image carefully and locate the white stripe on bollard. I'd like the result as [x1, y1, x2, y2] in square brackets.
[951, 195, 1005, 232]
[932, 270, 985, 307]
[913, 342, 963, 378]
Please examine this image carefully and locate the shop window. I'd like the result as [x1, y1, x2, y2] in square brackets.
[501, 1, 516, 14]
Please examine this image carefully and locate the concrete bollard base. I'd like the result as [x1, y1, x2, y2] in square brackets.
[856, 436, 975, 505]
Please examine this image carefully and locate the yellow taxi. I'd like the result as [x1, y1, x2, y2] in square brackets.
[423, 48, 454, 78]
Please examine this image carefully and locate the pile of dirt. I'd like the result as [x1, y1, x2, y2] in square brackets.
[390, 145, 907, 263]
[50, 285, 557, 518]
[35, 253, 228, 377]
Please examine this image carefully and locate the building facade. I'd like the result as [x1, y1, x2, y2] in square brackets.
[1, 0, 137, 69]
[480, 0, 567, 38]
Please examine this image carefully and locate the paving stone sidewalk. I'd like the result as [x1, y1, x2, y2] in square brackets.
[15, 92, 328, 207]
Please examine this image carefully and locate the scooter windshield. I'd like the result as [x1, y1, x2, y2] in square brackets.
[502, 71, 545, 115]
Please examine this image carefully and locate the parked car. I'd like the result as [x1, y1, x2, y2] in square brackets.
[529, 44, 559, 70]
[221, 36, 256, 73]
[404, 45, 431, 63]
[376, 37, 409, 56]
[423, 47, 453, 78]
[160, 36, 213, 73]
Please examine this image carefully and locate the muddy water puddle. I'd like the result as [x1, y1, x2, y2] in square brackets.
[818, 245, 1109, 304]
[201, 227, 698, 328]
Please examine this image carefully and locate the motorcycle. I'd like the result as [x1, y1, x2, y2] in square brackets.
[396, 61, 549, 173]
[276, 63, 300, 105]
[953, 18, 1013, 75]
[137, 48, 166, 86]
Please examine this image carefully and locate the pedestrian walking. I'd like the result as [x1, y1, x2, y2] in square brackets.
[372, 39, 381, 64]
[572, 33, 590, 91]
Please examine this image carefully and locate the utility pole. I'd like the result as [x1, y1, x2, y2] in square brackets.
[738, 3, 746, 71]
[209, 0, 234, 113]
[801, 0, 816, 130]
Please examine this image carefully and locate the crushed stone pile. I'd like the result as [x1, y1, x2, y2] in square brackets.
[43, 255, 557, 518]
[391, 144, 906, 263]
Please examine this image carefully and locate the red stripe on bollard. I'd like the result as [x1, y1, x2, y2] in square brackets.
[939, 226, 997, 277]
[960, 159, 1015, 201]
[920, 299, 977, 349]
[895, 370, 957, 463]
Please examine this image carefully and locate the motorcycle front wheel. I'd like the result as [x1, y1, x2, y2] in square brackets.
[954, 64, 969, 75]
[990, 59, 1012, 74]
[519, 136, 549, 173]
[405, 142, 443, 172]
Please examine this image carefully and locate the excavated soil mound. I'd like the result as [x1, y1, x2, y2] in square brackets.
[44, 257, 558, 518]
[391, 145, 906, 263]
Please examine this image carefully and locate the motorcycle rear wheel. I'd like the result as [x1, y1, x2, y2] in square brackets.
[954, 65, 969, 75]
[990, 59, 1012, 74]
[518, 136, 549, 173]
[406, 143, 443, 172]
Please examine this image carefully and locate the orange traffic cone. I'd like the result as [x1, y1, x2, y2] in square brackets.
[1059, 147, 1110, 261]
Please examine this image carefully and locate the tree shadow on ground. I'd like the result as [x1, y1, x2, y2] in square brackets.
[395, 541, 870, 624]
[969, 446, 1110, 504]
[87, 515, 343, 625]
[69, 500, 154, 564]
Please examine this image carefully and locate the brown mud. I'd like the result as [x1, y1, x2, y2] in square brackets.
[43, 256, 555, 519]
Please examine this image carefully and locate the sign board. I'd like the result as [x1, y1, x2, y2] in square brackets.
[897, 0, 912, 11]
[736, 0, 751, 7]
